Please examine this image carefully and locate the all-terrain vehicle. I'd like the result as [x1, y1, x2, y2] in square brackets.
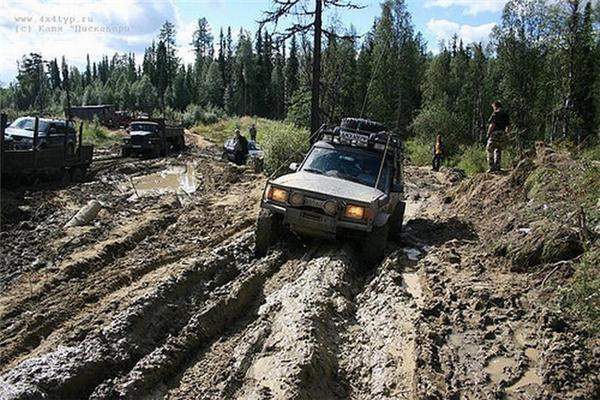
[255, 117, 405, 265]
[121, 118, 185, 158]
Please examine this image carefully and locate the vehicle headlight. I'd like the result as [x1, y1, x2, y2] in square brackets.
[344, 204, 365, 220]
[266, 185, 289, 203]
[323, 200, 339, 215]
[289, 192, 304, 207]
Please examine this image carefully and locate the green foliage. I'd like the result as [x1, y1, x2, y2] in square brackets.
[453, 144, 488, 175]
[404, 138, 431, 166]
[286, 89, 311, 128]
[260, 121, 309, 175]
[81, 119, 120, 146]
[560, 251, 600, 334]
[182, 104, 226, 127]
[409, 104, 462, 153]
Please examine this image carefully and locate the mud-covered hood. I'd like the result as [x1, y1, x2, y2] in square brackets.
[272, 171, 384, 204]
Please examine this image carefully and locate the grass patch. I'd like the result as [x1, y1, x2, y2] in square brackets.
[191, 116, 309, 175]
[80, 121, 122, 146]
[560, 250, 600, 335]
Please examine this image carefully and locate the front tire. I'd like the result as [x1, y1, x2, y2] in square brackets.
[362, 222, 389, 267]
[255, 209, 283, 257]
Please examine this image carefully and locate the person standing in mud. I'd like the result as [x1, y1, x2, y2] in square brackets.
[234, 128, 249, 165]
[486, 101, 511, 172]
[432, 134, 444, 171]
[249, 124, 257, 142]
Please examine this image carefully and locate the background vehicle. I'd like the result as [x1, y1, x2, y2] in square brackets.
[222, 138, 264, 170]
[1, 114, 93, 183]
[5, 117, 77, 154]
[256, 117, 405, 265]
[121, 118, 185, 158]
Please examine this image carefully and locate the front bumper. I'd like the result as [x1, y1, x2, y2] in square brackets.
[262, 201, 372, 239]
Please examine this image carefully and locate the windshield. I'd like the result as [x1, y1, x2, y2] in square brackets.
[301, 146, 390, 190]
[130, 123, 157, 132]
[9, 117, 49, 132]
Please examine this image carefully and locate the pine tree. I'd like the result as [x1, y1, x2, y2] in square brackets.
[205, 60, 224, 107]
[285, 34, 299, 105]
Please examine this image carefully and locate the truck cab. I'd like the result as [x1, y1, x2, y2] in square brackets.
[255, 118, 405, 265]
[121, 119, 185, 158]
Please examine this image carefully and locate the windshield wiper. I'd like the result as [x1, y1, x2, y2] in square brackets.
[303, 168, 323, 175]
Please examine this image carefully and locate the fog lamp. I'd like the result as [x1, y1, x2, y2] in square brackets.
[289, 192, 304, 206]
[323, 200, 339, 215]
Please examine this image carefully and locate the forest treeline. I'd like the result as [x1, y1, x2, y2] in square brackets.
[0, 0, 598, 151]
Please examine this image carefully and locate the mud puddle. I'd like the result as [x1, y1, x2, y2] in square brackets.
[126, 163, 198, 198]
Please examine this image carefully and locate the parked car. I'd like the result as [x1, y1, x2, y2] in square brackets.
[5, 117, 76, 153]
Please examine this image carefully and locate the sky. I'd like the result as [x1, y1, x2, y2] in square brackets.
[0, 0, 508, 85]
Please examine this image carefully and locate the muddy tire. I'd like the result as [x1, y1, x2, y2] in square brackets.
[390, 202, 406, 239]
[255, 209, 282, 257]
[362, 222, 389, 266]
[121, 147, 131, 158]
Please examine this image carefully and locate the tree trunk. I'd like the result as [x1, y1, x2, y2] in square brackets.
[310, 0, 322, 135]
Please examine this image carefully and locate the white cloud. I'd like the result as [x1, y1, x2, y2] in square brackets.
[424, 0, 507, 16]
[426, 18, 496, 47]
[0, 0, 193, 85]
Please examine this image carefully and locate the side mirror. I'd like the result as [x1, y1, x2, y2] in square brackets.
[391, 183, 403, 192]
[289, 162, 299, 171]
[48, 127, 57, 135]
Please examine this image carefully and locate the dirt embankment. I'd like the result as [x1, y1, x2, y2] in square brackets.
[0, 138, 597, 399]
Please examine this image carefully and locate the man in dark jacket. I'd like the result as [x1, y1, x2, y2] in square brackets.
[249, 124, 257, 142]
[486, 101, 511, 172]
[432, 134, 444, 171]
[234, 128, 249, 165]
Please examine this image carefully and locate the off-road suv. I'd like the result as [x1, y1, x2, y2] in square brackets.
[255, 118, 405, 265]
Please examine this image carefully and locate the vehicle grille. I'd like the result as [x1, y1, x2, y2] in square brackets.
[130, 136, 146, 145]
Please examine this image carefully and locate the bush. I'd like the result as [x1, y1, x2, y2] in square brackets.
[409, 104, 463, 154]
[404, 138, 432, 166]
[182, 104, 226, 128]
[560, 251, 600, 334]
[260, 122, 309, 175]
[453, 144, 488, 175]
[81, 118, 120, 146]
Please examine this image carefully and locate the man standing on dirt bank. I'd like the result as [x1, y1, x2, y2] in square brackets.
[432, 134, 444, 171]
[249, 124, 257, 142]
[234, 128, 249, 165]
[487, 101, 511, 172]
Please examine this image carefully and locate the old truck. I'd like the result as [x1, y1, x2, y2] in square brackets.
[1, 114, 94, 184]
[121, 119, 185, 158]
[255, 118, 405, 265]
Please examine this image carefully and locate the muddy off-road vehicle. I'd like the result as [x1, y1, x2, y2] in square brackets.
[121, 118, 185, 158]
[256, 118, 405, 264]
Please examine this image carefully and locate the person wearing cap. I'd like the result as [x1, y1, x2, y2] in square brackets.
[233, 128, 249, 165]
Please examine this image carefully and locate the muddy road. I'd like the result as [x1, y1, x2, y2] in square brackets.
[0, 138, 597, 399]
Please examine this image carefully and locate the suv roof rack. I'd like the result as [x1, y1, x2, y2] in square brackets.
[313, 123, 402, 152]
